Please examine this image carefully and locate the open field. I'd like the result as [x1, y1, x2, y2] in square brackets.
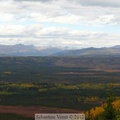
[0, 106, 81, 118]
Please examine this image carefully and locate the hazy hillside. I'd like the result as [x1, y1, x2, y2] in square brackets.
[53, 46, 120, 56]
[0, 44, 120, 56]
[0, 44, 64, 56]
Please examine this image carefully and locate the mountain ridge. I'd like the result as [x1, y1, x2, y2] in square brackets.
[0, 44, 120, 56]
[0, 44, 64, 56]
[52, 45, 120, 56]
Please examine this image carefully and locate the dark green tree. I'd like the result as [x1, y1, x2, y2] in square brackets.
[102, 84, 117, 120]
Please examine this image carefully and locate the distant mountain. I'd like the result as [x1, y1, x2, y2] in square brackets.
[53, 46, 120, 56]
[112, 45, 120, 49]
[0, 44, 64, 56]
[0, 44, 120, 56]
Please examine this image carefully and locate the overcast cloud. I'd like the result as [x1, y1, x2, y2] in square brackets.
[0, 0, 120, 48]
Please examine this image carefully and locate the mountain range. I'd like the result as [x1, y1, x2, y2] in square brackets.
[0, 44, 120, 56]
[0, 44, 64, 56]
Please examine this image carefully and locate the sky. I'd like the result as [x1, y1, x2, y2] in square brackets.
[0, 0, 120, 48]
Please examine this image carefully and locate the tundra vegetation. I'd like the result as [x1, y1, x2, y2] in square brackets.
[0, 56, 120, 119]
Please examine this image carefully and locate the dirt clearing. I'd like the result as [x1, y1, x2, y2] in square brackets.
[0, 106, 82, 118]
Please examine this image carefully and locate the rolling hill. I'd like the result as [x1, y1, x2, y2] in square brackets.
[53, 46, 120, 56]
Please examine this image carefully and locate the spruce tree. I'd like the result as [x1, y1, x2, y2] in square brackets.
[102, 84, 117, 120]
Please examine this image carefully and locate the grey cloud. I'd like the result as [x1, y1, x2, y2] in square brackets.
[14, 0, 52, 2]
[75, 0, 120, 7]
[0, 35, 28, 38]
[14, 0, 120, 7]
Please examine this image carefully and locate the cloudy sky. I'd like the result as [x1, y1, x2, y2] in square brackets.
[0, 0, 120, 48]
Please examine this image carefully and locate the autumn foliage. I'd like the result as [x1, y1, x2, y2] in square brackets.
[85, 99, 120, 120]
